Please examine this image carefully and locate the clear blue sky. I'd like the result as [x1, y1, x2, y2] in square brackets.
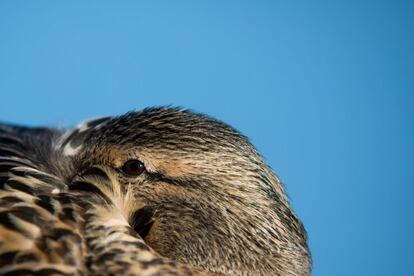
[1, 1, 413, 275]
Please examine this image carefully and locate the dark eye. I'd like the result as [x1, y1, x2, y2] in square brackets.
[122, 159, 146, 176]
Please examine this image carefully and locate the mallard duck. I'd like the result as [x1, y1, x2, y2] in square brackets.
[0, 107, 311, 275]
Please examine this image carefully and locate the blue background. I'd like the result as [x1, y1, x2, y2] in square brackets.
[0, 1, 413, 275]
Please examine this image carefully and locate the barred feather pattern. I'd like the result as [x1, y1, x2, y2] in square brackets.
[0, 125, 85, 275]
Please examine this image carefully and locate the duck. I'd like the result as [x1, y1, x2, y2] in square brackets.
[0, 107, 311, 275]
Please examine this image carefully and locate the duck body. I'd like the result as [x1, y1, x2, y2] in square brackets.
[0, 107, 311, 275]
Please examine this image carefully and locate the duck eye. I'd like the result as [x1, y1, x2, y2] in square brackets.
[122, 159, 145, 176]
